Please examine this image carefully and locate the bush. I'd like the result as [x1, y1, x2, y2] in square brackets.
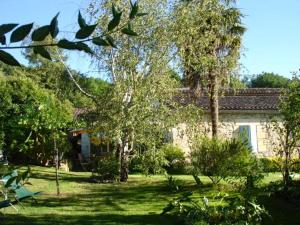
[163, 173, 181, 192]
[91, 155, 120, 183]
[161, 144, 186, 174]
[259, 158, 280, 173]
[190, 137, 264, 187]
[190, 137, 224, 184]
[128, 155, 144, 174]
[132, 149, 168, 176]
[161, 192, 269, 225]
[222, 138, 264, 188]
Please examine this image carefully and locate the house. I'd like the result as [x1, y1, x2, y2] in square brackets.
[71, 88, 282, 160]
[172, 88, 282, 157]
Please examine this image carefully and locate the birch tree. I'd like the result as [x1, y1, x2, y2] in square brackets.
[88, 0, 201, 182]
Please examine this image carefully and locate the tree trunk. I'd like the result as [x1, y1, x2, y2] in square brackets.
[120, 134, 130, 182]
[283, 148, 291, 191]
[209, 73, 219, 138]
[53, 136, 60, 196]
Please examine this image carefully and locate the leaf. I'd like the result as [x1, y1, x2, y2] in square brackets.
[57, 39, 78, 50]
[121, 26, 138, 36]
[108, 7, 122, 31]
[4, 176, 17, 188]
[92, 37, 110, 46]
[10, 23, 33, 43]
[76, 42, 93, 54]
[0, 50, 21, 66]
[130, 1, 139, 19]
[0, 35, 6, 45]
[106, 36, 117, 48]
[58, 39, 93, 54]
[78, 11, 87, 29]
[33, 46, 52, 60]
[75, 24, 97, 39]
[50, 13, 59, 38]
[112, 4, 120, 17]
[31, 25, 50, 41]
[0, 23, 18, 36]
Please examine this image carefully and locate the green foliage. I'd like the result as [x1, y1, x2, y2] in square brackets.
[163, 173, 181, 193]
[89, 0, 202, 181]
[162, 192, 269, 225]
[259, 158, 280, 173]
[268, 76, 300, 189]
[229, 76, 246, 89]
[0, 75, 73, 164]
[190, 137, 225, 184]
[137, 149, 169, 176]
[221, 139, 264, 188]
[190, 137, 263, 186]
[250, 72, 289, 88]
[172, 0, 245, 93]
[161, 144, 186, 174]
[91, 155, 120, 182]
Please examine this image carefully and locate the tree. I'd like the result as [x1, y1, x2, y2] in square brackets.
[88, 0, 201, 182]
[0, 74, 75, 195]
[249, 72, 290, 88]
[267, 77, 300, 190]
[172, 0, 245, 137]
[0, 75, 73, 165]
[229, 75, 246, 89]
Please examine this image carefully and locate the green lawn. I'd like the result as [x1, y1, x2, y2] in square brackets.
[1, 166, 299, 225]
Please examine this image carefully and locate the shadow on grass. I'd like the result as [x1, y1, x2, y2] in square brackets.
[1, 213, 175, 225]
[30, 171, 92, 183]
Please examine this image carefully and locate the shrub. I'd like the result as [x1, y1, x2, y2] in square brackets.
[190, 137, 264, 187]
[161, 144, 186, 174]
[161, 192, 269, 225]
[163, 173, 181, 192]
[91, 155, 120, 183]
[128, 155, 144, 174]
[259, 158, 280, 173]
[136, 149, 168, 175]
[190, 137, 224, 184]
[222, 138, 264, 188]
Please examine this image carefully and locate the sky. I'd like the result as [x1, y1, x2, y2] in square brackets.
[1, 0, 300, 79]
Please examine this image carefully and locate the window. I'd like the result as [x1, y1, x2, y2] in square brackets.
[239, 125, 252, 149]
[239, 124, 258, 152]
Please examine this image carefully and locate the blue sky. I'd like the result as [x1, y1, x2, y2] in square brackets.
[1, 0, 300, 78]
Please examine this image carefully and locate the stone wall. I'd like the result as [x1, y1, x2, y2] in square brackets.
[172, 112, 282, 157]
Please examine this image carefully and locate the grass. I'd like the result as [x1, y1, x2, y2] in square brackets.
[0, 166, 299, 225]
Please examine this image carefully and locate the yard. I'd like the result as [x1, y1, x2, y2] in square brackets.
[1, 166, 300, 225]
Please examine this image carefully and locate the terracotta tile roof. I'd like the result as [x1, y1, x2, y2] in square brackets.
[178, 88, 282, 111]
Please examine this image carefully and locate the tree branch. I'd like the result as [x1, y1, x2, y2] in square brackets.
[55, 49, 96, 100]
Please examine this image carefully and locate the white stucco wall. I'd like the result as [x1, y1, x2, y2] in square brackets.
[172, 112, 281, 157]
